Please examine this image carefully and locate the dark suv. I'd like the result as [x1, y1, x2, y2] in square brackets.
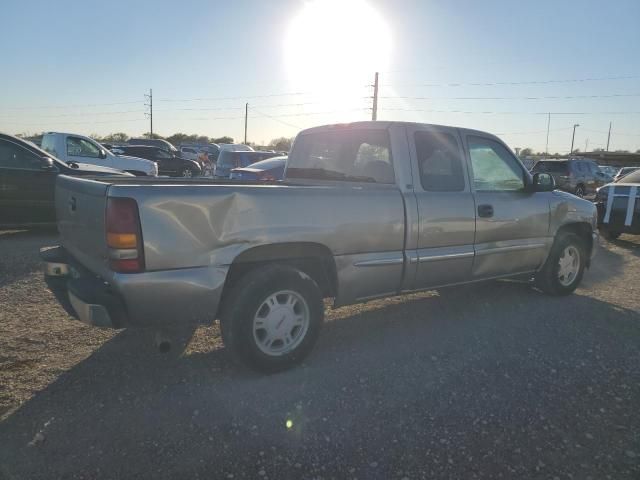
[112, 145, 202, 177]
[215, 150, 281, 178]
[531, 158, 610, 197]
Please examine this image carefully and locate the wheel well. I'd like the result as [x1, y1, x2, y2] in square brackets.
[223, 243, 337, 299]
[556, 222, 593, 262]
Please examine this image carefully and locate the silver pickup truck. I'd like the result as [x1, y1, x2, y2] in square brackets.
[42, 121, 598, 372]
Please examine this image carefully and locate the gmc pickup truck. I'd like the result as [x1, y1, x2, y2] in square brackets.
[42, 121, 598, 372]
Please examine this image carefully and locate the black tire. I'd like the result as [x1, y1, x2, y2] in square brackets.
[220, 264, 324, 373]
[535, 233, 587, 296]
[574, 184, 585, 197]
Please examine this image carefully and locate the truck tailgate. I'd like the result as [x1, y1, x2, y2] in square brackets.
[55, 175, 110, 276]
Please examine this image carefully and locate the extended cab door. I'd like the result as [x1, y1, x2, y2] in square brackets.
[0, 138, 57, 224]
[464, 134, 551, 278]
[407, 126, 476, 289]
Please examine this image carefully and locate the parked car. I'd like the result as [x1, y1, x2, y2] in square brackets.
[41, 132, 158, 176]
[531, 158, 609, 197]
[614, 166, 639, 182]
[127, 138, 178, 153]
[42, 121, 598, 373]
[595, 168, 640, 240]
[111, 145, 202, 177]
[598, 165, 618, 178]
[216, 150, 281, 178]
[0, 133, 131, 226]
[218, 143, 254, 152]
[179, 146, 200, 162]
[230, 156, 287, 181]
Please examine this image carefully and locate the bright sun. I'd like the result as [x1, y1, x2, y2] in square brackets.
[285, 0, 391, 114]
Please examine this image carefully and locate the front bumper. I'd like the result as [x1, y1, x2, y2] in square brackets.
[41, 246, 228, 329]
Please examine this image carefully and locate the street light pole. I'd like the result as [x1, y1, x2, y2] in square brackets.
[570, 123, 580, 155]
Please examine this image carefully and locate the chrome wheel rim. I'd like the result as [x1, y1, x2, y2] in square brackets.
[182, 169, 193, 177]
[557, 245, 580, 286]
[253, 290, 310, 356]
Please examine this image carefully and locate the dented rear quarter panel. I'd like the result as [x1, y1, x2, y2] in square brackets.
[108, 182, 406, 272]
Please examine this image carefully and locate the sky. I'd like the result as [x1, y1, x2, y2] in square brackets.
[1, 0, 639, 153]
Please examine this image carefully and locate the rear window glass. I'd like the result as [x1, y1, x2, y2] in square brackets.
[287, 129, 394, 184]
[533, 161, 568, 173]
[218, 150, 238, 168]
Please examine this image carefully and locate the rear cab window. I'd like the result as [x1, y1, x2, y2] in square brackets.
[287, 129, 394, 184]
[414, 130, 465, 191]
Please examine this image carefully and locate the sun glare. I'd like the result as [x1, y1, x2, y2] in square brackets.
[284, 0, 391, 116]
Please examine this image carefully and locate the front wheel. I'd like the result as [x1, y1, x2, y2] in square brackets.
[220, 265, 324, 373]
[535, 233, 587, 295]
[574, 185, 585, 197]
[180, 167, 194, 178]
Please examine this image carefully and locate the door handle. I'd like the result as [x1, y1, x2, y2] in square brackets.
[478, 204, 494, 218]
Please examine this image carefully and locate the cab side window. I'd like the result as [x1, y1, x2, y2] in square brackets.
[0, 141, 42, 170]
[66, 137, 100, 158]
[415, 131, 465, 191]
[468, 136, 525, 192]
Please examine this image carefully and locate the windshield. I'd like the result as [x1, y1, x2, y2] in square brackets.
[618, 168, 640, 182]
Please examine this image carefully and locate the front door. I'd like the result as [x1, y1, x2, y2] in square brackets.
[65, 136, 110, 168]
[465, 135, 551, 278]
[0, 139, 57, 224]
[409, 126, 477, 289]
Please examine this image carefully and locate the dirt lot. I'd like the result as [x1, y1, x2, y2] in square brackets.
[1, 229, 639, 479]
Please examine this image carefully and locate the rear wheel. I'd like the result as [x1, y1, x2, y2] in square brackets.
[220, 264, 324, 373]
[535, 233, 587, 295]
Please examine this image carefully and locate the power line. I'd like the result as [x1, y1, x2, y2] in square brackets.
[380, 107, 640, 115]
[379, 74, 640, 88]
[0, 109, 141, 118]
[252, 109, 302, 130]
[0, 100, 142, 110]
[378, 93, 640, 101]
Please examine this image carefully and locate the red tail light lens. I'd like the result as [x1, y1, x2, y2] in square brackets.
[106, 197, 145, 273]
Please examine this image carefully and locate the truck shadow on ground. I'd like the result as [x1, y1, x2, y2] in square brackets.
[1, 280, 639, 479]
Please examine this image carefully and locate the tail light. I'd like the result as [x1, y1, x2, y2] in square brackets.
[106, 197, 145, 273]
[257, 172, 276, 181]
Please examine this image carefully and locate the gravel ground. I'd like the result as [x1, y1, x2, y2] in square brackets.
[0, 229, 639, 479]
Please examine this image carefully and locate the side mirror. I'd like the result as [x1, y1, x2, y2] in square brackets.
[41, 157, 57, 171]
[532, 172, 555, 192]
[99, 149, 107, 160]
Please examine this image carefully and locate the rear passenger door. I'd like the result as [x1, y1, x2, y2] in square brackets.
[408, 126, 476, 289]
[465, 135, 551, 278]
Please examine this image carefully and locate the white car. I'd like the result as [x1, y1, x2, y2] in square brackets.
[41, 132, 158, 176]
[179, 146, 201, 162]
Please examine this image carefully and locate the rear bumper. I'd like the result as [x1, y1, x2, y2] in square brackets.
[41, 246, 228, 329]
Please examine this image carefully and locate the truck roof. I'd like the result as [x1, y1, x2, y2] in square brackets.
[298, 121, 503, 142]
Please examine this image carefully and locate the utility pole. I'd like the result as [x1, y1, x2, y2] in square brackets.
[585, 138, 589, 152]
[244, 102, 248, 144]
[372, 72, 379, 121]
[606, 121, 612, 151]
[545, 112, 550, 157]
[570, 123, 580, 155]
[144, 89, 153, 138]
